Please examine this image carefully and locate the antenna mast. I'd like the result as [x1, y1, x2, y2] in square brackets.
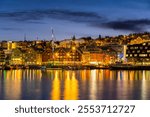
[51, 28, 56, 66]
[24, 34, 26, 41]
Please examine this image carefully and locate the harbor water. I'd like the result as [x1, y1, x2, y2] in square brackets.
[0, 69, 150, 100]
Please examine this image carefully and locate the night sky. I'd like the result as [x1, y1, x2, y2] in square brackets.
[0, 0, 150, 41]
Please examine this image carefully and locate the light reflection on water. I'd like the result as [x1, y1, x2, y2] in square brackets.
[0, 69, 150, 100]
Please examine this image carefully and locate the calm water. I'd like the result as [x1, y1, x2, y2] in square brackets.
[0, 69, 150, 100]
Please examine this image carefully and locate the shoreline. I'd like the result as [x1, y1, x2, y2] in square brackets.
[0, 65, 109, 70]
[1, 64, 150, 70]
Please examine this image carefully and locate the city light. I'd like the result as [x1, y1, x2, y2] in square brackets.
[55, 53, 58, 57]
[72, 46, 76, 51]
[0, 32, 150, 70]
[66, 53, 70, 57]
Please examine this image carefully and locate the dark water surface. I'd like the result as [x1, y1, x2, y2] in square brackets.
[0, 69, 150, 100]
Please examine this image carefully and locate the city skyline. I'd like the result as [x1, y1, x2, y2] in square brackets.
[0, 0, 150, 41]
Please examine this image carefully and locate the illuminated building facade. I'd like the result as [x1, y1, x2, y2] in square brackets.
[54, 47, 82, 65]
[0, 48, 5, 65]
[126, 41, 150, 64]
[1, 32, 149, 67]
[42, 47, 53, 64]
[10, 48, 24, 65]
[24, 48, 38, 65]
[7, 41, 17, 50]
[81, 49, 105, 65]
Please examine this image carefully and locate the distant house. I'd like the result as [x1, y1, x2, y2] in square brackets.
[130, 37, 144, 45]
[7, 41, 18, 50]
[59, 39, 72, 48]
[0, 41, 7, 50]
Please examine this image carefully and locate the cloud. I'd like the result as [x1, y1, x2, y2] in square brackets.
[96, 19, 150, 32]
[1, 8, 150, 33]
[0, 9, 102, 23]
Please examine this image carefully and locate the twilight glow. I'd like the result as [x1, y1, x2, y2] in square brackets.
[0, 0, 150, 40]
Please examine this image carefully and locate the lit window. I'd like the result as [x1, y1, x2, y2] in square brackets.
[127, 50, 130, 54]
[130, 47, 134, 49]
[140, 47, 143, 49]
[137, 50, 140, 53]
[134, 54, 137, 57]
[139, 54, 147, 57]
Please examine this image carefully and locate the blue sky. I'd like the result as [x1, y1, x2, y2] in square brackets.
[0, 0, 150, 40]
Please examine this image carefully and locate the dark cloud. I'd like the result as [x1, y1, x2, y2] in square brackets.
[1, 8, 150, 33]
[97, 19, 150, 32]
[0, 9, 102, 23]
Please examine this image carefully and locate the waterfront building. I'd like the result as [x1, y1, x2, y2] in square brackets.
[0, 32, 149, 67]
[81, 51, 90, 65]
[102, 46, 117, 64]
[126, 41, 150, 65]
[0, 48, 5, 65]
[54, 47, 82, 65]
[24, 47, 37, 65]
[81, 41, 105, 65]
[36, 53, 42, 65]
[10, 48, 24, 65]
[102, 44, 123, 63]
[42, 47, 53, 65]
[53, 47, 66, 65]
[68, 46, 82, 65]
